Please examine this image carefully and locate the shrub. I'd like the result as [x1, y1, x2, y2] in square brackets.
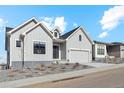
[65, 63, 70, 65]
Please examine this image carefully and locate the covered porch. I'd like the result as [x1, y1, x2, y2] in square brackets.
[53, 39, 66, 63]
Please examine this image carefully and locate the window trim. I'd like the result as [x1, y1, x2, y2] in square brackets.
[54, 31, 59, 38]
[97, 45, 105, 55]
[33, 41, 46, 54]
[16, 40, 21, 47]
[79, 35, 82, 41]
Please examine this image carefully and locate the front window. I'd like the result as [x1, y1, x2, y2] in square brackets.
[33, 41, 45, 54]
[16, 40, 21, 47]
[97, 45, 105, 55]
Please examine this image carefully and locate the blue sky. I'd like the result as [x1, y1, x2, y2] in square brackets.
[0, 5, 124, 62]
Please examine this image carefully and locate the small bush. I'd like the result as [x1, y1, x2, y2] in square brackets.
[61, 67, 66, 69]
[65, 63, 70, 65]
[75, 62, 80, 66]
[72, 63, 80, 69]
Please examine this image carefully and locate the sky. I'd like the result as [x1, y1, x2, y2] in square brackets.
[0, 5, 124, 63]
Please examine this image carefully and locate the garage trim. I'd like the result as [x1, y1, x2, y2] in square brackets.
[69, 48, 90, 63]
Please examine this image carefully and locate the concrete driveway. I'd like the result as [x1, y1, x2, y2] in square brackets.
[83, 62, 115, 68]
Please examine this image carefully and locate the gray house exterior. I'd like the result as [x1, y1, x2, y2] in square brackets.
[5, 17, 93, 69]
[92, 41, 108, 61]
[93, 41, 124, 62]
[107, 42, 124, 59]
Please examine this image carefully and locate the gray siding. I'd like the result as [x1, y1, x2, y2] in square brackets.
[107, 45, 120, 58]
[66, 29, 92, 62]
[120, 46, 124, 58]
[60, 42, 66, 60]
[24, 26, 53, 62]
[9, 21, 37, 66]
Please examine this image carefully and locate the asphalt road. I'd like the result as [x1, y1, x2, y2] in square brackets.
[23, 67, 124, 88]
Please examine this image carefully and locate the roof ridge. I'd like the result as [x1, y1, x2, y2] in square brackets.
[60, 26, 80, 39]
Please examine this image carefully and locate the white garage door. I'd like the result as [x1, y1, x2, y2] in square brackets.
[69, 49, 89, 64]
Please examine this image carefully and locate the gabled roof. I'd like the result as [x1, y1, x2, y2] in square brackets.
[22, 22, 53, 38]
[60, 26, 93, 44]
[7, 17, 38, 35]
[60, 26, 80, 39]
[51, 26, 61, 33]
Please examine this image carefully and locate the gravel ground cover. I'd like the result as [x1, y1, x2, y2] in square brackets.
[0, 63, 93, 82]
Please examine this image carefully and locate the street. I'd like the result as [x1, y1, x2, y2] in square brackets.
[23, 67, 124, 88]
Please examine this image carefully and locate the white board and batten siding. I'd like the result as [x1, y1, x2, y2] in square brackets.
[121, 46, 124, 58]
[66, 29, 92, 64]
[24, 25, 53, 62]
[10, 21, 37, 65]
[94, 43, 107, 58]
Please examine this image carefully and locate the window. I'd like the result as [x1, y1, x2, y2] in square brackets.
[16, 40, 21, 47]
[33, 41, 45, 54]
[54, 32, 58, 37]
[79, 35, 82, 41]
[97, 45, 105, 55]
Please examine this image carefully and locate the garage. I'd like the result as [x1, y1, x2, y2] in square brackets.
[69, 49, 89, 64]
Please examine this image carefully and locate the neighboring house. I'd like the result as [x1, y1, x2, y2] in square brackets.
[5, 17, 93, 69]
[93, 41, 124, 62]
[107, 42, 124, 59]
[92, 41, 108, 61]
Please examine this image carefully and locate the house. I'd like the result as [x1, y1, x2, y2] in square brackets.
[5, 17, 93, 69]
[107, 42, 124, 59]
[92, 41, 108, 61]
[93, 41, 124, 62]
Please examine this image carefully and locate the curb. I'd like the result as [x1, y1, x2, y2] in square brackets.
[0, 64, 124, 88]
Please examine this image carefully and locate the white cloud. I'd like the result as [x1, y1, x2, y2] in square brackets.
[0, 18, 8, 32]
[100, 6, 124, 30]
[40, 16, 67, 33]
[54, 17, 67, 32]
[98, 31, 108, 38]
[73, 23, 78, 27]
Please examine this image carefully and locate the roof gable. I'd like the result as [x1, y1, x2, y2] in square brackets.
[8, 17, 38, 35]
[22, 22, 53, 39]
[52, 26, 61, 33]
[60, 26, 93, 44]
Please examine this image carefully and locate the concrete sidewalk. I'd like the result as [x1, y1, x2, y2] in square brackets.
[83, 62, 115, 68]
[0, 63, 124, 88]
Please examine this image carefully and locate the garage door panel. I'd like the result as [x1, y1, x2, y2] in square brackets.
[70, 50, 89, 64]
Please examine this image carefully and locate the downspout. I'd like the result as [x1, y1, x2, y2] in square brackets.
[20, 34, 25, 69]
[7, 34, 11, 69]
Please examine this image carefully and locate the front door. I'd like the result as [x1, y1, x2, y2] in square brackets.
[53, 45, 59, 59]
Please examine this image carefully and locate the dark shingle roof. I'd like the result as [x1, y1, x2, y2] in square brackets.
[60, 26, 80, 39]
[94, 40, 109, 45]
[5, 27, 13, 51]
[111, 42, 124, 45]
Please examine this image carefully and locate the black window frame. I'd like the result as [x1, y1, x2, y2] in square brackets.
[16, 40, 21, 47]
[79, 35, 82, 41]
[33, 41, 46, 54]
